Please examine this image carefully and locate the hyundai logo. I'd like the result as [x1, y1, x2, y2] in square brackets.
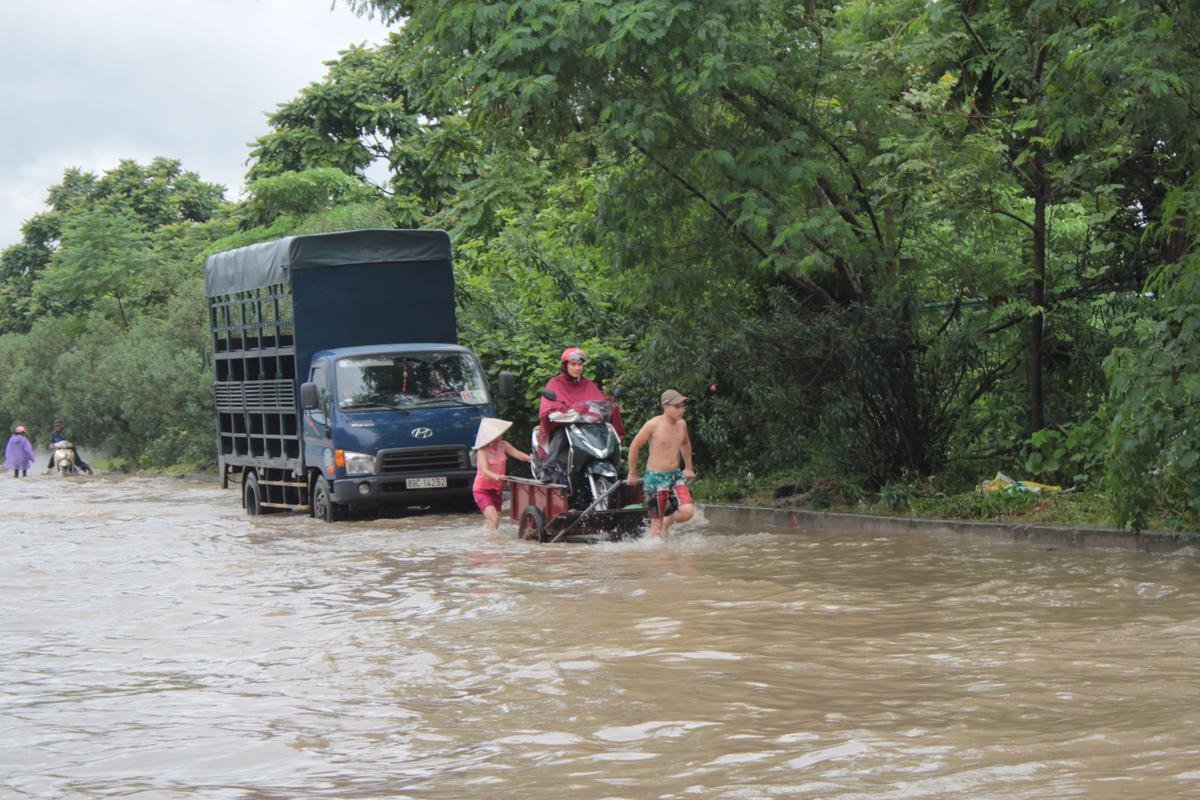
[411, 427, 434, 439]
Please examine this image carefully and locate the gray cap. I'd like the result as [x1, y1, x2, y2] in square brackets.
[661, 389, 688, 406]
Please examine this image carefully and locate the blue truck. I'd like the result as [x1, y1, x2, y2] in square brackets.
[204, 229, 511, 520]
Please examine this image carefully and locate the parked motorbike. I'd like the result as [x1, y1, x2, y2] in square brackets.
[52, 441, 78, 476]
[531, 390, 622, 510]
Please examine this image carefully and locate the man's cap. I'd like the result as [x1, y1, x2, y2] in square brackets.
[661, 389, 688, 406]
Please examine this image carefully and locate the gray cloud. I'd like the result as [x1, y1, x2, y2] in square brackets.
[0, 0, 388, 247]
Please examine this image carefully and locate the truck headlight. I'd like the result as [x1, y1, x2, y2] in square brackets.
[339, 450, 375, 476]
[469, 447, 478, 467]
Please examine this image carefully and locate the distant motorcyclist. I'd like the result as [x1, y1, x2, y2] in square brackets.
[44, 420, 93, 475]
[536, 348, 624, 483]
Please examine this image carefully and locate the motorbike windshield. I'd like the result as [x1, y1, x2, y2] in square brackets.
[336, 351, 490, 411]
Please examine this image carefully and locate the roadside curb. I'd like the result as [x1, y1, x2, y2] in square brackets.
[699, 504, 1197, 554]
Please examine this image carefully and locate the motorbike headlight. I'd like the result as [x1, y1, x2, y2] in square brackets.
[340, 450, 376, 476]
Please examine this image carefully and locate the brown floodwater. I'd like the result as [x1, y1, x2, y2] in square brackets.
[2, 473, 1198, 799]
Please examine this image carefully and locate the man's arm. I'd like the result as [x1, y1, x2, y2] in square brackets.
[626, 422, 651, 483]
[680, 422, 695, 479]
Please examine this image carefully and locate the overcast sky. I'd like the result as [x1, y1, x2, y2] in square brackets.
[0, 0, 391, 249]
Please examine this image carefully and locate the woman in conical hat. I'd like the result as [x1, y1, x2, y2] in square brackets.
[473, 418, 531, 530]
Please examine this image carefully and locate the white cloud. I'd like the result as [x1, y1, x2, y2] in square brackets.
[0, 0, 390, 247]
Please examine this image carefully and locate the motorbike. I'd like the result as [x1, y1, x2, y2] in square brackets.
[52, 441, 78, 476]
[531, 390, 622, 511]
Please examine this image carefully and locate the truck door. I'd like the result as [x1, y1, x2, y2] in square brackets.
[304, 361, 333, 458]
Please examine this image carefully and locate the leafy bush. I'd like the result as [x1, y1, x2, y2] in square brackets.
[1103, 262, 1200, 531]
[877, 480, 916, 511]
[1024, 415, 1105, 488]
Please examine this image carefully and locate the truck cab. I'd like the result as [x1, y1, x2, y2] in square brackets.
[300, 344, 505, 518]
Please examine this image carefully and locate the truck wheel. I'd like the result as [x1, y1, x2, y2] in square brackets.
[519, 507, 546, 542]
[312, 475, 346, 522]
[244, 473, 263, 516]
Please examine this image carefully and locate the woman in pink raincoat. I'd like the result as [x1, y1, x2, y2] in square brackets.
[5, 425, 36, 478]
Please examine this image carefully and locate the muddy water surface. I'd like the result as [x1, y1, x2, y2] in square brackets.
[2, 473, 1199, 799]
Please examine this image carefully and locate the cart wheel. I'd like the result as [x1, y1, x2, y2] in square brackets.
[519, 507, 547, 542]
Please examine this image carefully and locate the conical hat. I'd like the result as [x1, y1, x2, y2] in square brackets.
[473, 417, 513, 450]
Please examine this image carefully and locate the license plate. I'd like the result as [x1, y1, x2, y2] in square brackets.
[405, 476, 447, 489]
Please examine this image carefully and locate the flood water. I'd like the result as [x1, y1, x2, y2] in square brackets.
[2, 473, 1199, 799]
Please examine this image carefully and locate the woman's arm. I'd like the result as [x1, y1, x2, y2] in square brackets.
[503, 441, 531, 462]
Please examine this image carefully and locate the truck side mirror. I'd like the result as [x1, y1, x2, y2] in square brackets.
[497, 370, 515, 398]
[299, 382, 319, 410]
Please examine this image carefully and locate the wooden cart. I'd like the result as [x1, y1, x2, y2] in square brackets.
[506, 476, 646, 543]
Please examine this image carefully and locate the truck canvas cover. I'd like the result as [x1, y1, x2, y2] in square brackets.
[203, 229, 451, 297]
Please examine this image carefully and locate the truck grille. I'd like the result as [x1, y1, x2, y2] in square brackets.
[378, 446, 467, 475]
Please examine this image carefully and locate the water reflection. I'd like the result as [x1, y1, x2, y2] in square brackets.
[2, 475, 1198, 799]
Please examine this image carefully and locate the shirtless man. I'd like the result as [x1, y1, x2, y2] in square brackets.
[626, 389, 696, 538]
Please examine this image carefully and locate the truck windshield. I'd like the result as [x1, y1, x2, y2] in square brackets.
[335, 352, 490, 411]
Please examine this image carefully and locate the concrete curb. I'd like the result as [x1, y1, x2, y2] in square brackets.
[700, 504, 1197, 554]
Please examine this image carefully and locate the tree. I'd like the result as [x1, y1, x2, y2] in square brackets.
[35, 209, 156, 329]
[913, 0, 1198, 435]
[337, 0, 1002, 480]
[242, 167, 382, 226]
[246, 40, 480, 227]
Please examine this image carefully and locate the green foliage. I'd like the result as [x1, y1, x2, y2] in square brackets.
[35, 209, 156, 327]
[1103, 262, 1200, 531]
[878, 480, 916, 512]
[248, 42, 420, 181]
[0, 318, 72, 436]
[90, 158, 226, 228]
[243, 168, 381, 226]
[1024, 416, 1105, 489]
[0, 158, 229, 466]
[450, 166, 637, 445]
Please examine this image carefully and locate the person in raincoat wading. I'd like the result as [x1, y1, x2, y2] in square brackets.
[5, 425, 36, 478]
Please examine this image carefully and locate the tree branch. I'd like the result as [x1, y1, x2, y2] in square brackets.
[745, 89, 887, 250]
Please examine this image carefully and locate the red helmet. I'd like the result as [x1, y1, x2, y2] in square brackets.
[560, 347, 587, 364]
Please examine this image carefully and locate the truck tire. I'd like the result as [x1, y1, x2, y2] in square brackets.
[244, 472, 263, 516]
[312, 475, 347, 522]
